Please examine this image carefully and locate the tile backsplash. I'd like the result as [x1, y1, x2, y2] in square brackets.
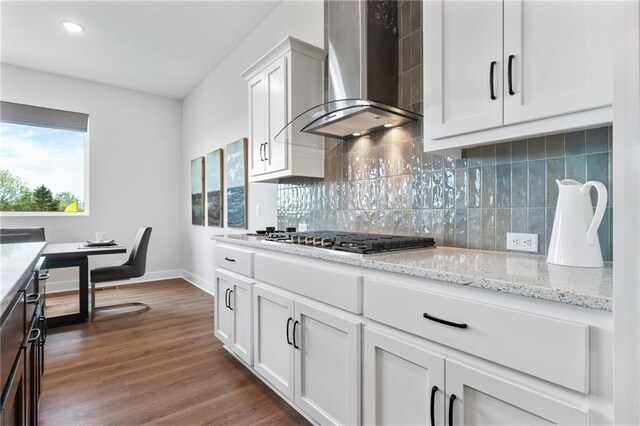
[277, 125, 613, 261]
[278, 0, 613, 262]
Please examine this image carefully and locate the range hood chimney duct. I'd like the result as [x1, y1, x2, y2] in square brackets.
[302, 0, 421, 139]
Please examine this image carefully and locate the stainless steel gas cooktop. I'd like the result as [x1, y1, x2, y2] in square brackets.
[265, 231, 435, 255]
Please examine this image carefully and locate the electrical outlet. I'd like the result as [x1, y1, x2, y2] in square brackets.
[255, 203, 261, 217]
[506, 232, 539, 253]
[298, 223, 308, 232]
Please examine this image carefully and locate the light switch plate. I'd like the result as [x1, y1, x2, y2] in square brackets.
[506, 232, 539, 253]
[298, 223, 308, 232]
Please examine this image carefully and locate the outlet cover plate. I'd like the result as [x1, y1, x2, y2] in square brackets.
[506, 232, 539, 253]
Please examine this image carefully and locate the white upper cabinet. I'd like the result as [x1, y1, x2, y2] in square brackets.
[428, 0, 503, 138]
[425, 0, 614, 150]
[242, 37, 326, 182]
[503, 0, 614, 125]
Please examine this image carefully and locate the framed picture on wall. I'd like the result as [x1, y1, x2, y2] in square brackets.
[225, 138, 248, 229]
[206, 148, 224, 227]
[191, 156, 204, 226]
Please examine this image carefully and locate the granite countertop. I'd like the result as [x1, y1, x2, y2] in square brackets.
[211, 234, 613, 311]
[1, 242, 47, 319]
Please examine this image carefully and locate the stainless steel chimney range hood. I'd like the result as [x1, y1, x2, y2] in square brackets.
[275, 0, 421, 142]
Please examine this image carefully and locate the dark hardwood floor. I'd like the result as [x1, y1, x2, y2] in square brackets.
[41, 279, 308, 425]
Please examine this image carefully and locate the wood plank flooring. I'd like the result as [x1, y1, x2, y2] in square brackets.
[41, 279, 309, 425]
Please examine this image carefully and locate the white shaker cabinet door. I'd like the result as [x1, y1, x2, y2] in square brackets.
[248, 73, 266, 177]
[294, 300, 361, 426]
[503, 0, 613, 125]
[363, 327, 446, 426]
[265, 55, 288, 174]
[446, 359, 588, 426]
[229, 274, 254, 366]
[253, 284, 295, 400]
[427, 0, 503, 139]
[214, 272, 233, 347]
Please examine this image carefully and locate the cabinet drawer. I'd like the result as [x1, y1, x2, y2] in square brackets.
[215, 245, 254, 277]
[255, 254, 362, 314]
[1, 292, 25, 391]
[364, 279, 589, 393]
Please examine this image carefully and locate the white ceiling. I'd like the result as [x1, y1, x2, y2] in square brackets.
[1, 1, 282, 99]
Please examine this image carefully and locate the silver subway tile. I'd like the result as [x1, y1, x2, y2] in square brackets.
[565, 130, 586, 156]
[545, 134, 564, 158]
[412, 174, 423, 209]
[432, 171, 444, 208]
[467, 209, 482, 249]
[495, 209, 511, 252]
[432, 154, 444, 171]
[511, 139, 528, 162]
[482, 144, 496, 165]
[443, 209, 455, 246]
[481, 166, 496, 208]
[495, 142, 511, 165]
[444, 170, 455, 209]
[468, 167, 481, 208]
[421, 209, 433, 236]
[528, 208, 546, 255]
[443, 154, 455, 171]
[586, 126, 609, 154]
[511, 208, 528, 233]
[467, 147, 482, 167]
[528, 160, 545, 207]
[527, 137, 546, 160]
[454, 209, 468, 248]
[496, 164, 511, 208]
[401, 175, 413, 209]
[411, 209, 423, 235]
[455, 168, 469, 208]
[431, 209, 444, 244]
[481, 209, 496, 251]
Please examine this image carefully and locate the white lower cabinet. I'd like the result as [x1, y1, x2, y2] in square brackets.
[364, 326, 589, 426]
[214, 269, 253, 365]
[253, 284, 295, 400]
[253, 284, 361, 425]
[363, 327, 446, 426]
[446, 359, 588, 426]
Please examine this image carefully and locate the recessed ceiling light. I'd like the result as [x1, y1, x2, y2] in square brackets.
[352, 132, 361, 137]
[384, 123, 395, 128]
[61, 21, 84, 33]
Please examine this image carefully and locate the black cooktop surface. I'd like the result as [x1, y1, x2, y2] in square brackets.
[265, 231, 435, 255]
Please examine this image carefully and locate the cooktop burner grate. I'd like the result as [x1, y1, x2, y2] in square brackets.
[265, 231, 435, 255]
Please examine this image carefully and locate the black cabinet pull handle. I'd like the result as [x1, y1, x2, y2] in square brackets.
[28, 328, 41, 343]
[286, 317, 293, 345]
[224, 257, 236, 262]
[508, 54, 515, 96]
[228, 290, 234, 311]
[423, 312, 467, 329]
[26, 293, 41, 304]
[264, 142, 269, 161]
[292, 320, 300, 349]
[448, 394, 456, 426]
[224, 288, 230, 309]
[430, 386, 438, 426]
[259, 143, 264, 161]
[489, 61, 497, 100]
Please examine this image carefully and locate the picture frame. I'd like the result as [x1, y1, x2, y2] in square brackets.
[225, 138, 248, 229]
[190, 156, 204, 226]
[206, 148, 224, 227]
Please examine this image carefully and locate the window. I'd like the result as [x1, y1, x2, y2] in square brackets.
[0, 101, 89, 214]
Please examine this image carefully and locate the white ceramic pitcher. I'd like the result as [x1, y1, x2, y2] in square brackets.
[547, 179, 608, 268]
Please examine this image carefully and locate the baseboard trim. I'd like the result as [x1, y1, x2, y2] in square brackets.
[46, 269, 183, 294]
[181, 270, 214, 296]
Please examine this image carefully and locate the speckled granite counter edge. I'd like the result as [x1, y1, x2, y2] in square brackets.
[210, 235, 612, 311]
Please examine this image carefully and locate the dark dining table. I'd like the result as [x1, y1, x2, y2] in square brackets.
[43, 243, 126, 328]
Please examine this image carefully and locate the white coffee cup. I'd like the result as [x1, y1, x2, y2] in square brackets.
[95, 232, 106, 243]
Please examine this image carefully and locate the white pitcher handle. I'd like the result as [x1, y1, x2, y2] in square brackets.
[579, 181, 608, 246]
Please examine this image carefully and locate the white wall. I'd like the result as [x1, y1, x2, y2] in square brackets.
[1, 64, 183, 288]
[181, 0, 324, 292]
